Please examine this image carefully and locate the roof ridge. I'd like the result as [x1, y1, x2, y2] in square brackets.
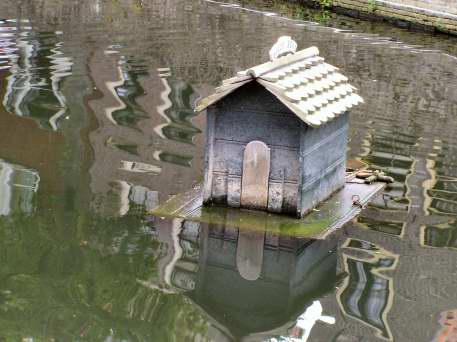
[194, 45, 363, 128]
[240, 46, 320, 78]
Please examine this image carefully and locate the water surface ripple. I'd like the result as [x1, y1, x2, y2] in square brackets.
[0, 0, 457, 341]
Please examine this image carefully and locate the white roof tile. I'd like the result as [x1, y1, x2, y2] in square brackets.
[195, 46, 363, 127]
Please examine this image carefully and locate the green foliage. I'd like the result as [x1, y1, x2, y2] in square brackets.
[0, 213, 209, 341]
[294, 6, 308, 20]
[318, 0, 333, 9]
[318, 10, 332, 23]
[368, 0, 378, 12]
[314, 0, 332, 23]
[436, 18, 445, 31]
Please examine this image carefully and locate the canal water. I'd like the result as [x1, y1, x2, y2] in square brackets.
[0, 0, 457, 341]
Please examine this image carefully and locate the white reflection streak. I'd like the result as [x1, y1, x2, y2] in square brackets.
[48, 42, 73, 130]
[3, 31, 34, 117]
[163, 218, 184, 286]
[0, 160, 40, 216]
[117, 180, 131, 217]
[2, 25, 72, 130]
[297, 301, 335, 341]
[119, 160, 161, 174]
[153, 68, 173, 139]
[0, 162, 13, 216]
[104, 65, 126, 125]
[267, 301, 335, 342]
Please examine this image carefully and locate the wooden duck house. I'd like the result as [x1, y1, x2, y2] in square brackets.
[195, 37, 364, 218]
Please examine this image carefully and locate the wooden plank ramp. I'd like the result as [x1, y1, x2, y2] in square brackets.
[150, 175, 385, 240]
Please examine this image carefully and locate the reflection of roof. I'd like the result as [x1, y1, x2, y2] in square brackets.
[195, 47, 363, 127]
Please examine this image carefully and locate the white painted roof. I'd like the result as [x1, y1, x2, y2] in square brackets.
[194, 46, 363, 127]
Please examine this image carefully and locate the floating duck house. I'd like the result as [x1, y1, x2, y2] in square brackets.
[195, 38, 364, 217]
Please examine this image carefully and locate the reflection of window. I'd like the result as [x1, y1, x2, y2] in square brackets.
[357, 216, 404, 236]
[2, 22, 72, 130]
[160, 125, 200, 145]
[154, 74, 201, 145]
[428, 197, 457, 216]
[117, 181, 159, 217]
[338, 239, 397, 341]
[111, 66, 149, 128]
[423, 222, 457, 249]
[341, 259, 392, 336]
[363, 133, 414, 213]
[154, 151, 193, 167]
[171, 268, 197, 291]
[427, 148, 457, 216]
[96, 181, 158, 217]
[119, 160, 161, 175]
[0, 159, 40, 216]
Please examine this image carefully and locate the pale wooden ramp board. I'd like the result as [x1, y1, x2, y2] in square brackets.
[236, 229, 265, 281]
[241, 141, 270, 210]
[150, 177, 386, 239]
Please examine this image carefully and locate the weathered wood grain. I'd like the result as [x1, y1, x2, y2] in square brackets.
[240, 141, 271, 210]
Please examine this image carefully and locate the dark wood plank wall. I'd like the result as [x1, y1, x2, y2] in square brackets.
[203, 83, 349, 217]
[299, 113, 349, 216]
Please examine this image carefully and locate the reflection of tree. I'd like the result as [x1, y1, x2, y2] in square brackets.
[0, 213, 209, 341]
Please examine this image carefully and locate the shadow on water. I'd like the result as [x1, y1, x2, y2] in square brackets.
[0, 0, 457, 340]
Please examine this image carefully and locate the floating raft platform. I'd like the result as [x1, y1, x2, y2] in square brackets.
[150, 161, 386, 239]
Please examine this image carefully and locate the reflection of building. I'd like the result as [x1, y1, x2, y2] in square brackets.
[1, 20, 72, 130]
[0, 69, 64, 208]
[422, 139, 457, 249]
[103, 181, 159, 217]
[0, 159, 40, 216]
[87, 49, 204, 216]
[310, 220, 457, 342]
[106, 58, 149, 129]
[141, 216, 338, 341]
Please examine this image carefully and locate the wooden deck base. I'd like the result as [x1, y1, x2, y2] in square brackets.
[150, 173, 385, 239]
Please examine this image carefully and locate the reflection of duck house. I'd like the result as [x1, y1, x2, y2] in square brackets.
[150, 217, 338, 341]
[188, 226, 337, 341]
[195, 38, 364, 217]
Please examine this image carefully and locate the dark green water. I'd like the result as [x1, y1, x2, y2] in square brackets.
[0, 0, 457, 341]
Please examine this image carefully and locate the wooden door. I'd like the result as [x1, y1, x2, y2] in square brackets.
[240, 141, 270, 210]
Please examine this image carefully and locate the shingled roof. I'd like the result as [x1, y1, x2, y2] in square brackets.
[194, 46, 363, 127]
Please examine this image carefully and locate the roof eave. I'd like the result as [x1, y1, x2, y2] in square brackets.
[194, 78, 253, 112]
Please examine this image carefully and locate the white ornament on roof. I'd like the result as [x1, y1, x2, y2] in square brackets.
[269, 36, 297, 61]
